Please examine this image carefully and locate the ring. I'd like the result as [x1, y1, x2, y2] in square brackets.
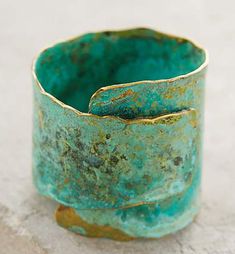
[32, 28, 208, 240]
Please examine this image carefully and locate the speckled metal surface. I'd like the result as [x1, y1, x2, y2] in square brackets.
[32, 28, 208, 240]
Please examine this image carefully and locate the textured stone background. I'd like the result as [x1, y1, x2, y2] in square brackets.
[0, 0, 234, 253]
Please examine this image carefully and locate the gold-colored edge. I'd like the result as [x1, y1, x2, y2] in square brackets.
[31, 27, 208, 124]
[55, 205, 136, 241]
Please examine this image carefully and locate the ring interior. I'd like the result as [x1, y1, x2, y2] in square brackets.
[34, 28, 206, 113]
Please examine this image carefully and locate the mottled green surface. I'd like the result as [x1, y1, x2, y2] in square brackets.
[32, 28, 207, 239]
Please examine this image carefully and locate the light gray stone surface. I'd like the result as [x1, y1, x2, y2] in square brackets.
[0, 0, 234, 253]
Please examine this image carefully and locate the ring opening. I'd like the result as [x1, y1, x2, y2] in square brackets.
[34, 28, 206, 113]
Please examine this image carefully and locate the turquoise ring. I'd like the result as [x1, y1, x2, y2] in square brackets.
[32, 28, 208, 240]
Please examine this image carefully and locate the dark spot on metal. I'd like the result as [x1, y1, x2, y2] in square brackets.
[85, 156, 104, 168]
[120, 154, 127, 160]
[143, 174, 152, 183]
[104, 167, 113, 174]
[110, 155, 119, 165]
[75, 140, 84, 150]
[55, 130, 61, 140]
[104, 31, 111, 36]
[106, 134, 111, 139]
[125, 182, 134, 189]
[80, 42, 87, 48]
[173, 156, 183, 166]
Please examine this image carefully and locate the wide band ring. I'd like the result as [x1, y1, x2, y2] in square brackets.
[32, 28, 208, 240]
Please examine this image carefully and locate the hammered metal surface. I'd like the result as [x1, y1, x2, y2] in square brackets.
[32, 28, 207, 240]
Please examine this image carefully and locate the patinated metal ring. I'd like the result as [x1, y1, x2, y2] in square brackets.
[32, 28, 208, 240]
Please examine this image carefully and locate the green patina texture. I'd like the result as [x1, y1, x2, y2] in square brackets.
[32, 28, 207, 240]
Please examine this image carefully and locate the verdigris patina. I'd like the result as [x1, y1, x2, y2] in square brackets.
[32, 28, 208, 240]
